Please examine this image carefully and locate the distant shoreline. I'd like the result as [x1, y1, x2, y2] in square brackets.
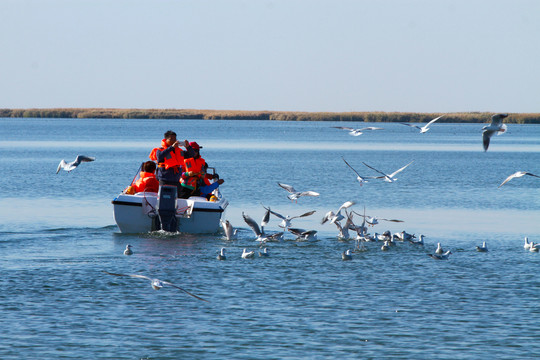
[1, 108, 539, 123]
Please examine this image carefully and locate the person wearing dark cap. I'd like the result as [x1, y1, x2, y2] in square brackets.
[179, 141, 214, 199]
[149, 130, 195, 196]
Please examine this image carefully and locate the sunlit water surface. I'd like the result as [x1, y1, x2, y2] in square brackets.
[1, 118, 539, 359]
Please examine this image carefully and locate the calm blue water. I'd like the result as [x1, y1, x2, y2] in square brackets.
[0, 118, 539, 359]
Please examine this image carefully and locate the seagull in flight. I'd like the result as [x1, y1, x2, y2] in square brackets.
[482, 113, 508, 151]
[362, 161, 414, 183]
[277, 183, 320, 202]
[242, 211, 283, 242]
[321, 201, 355, 224]
[288, 228, 318, 241]
[332, 126, 383, 136]
[56, 155, 95, 174]
[220, 219, 238, 240]
[341, 157, 378, 186]
[263, 206, 316, 230]
[352, 211, 403, 226]
[400, 115, 445, 133]
[498, 171, 540, 188]
[102, 271, 208, 301]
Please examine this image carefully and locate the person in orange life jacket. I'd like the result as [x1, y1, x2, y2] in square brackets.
[132, 161, 159, 193]
[149, 130, 195, 196]
[178, 141, 205, 199]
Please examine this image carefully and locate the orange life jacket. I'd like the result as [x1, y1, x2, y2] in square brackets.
[180, 157, 206, 189]
[133, 172, 159, 193]
[149, 139, 185, 170]
[184, 156, 205, 174]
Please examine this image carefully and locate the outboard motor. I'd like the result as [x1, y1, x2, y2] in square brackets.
[156, 185, 178, 232]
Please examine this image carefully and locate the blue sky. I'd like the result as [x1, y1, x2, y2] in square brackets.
[1, 0, 538, 113]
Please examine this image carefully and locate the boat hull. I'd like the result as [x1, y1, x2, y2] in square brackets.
[112, 193, 228, 234]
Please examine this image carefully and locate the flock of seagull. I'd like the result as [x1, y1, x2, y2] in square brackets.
[96, 114, 539, 301]
[334, 114, 539, 188]
[213, 113, 538, 264]
[216, 193, 525, 263]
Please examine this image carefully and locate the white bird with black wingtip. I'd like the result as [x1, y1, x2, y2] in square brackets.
[56, 155, 95, 173]
[362, 161, 414, 183]
[332, 126, 383, 136]
[277, 182, 319, 202]
[399, 114, 445, 134]
[482, 113, 508, 151]
[102, 271, 207, 301]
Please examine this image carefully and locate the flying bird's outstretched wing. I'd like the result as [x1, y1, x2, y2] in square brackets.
[388, 161, 414, 178]
[399, 123, 422, 130]
[425, 115, 444, 127]
[74, 155, 96, 164]
[278, 182, 296, 193]
[161, 281, 208, 302]
[242, 212, 262, 236]
[498, 171, 540, 188]
[362, 162, 388, 177]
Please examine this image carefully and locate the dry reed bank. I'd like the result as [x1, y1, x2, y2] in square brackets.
[1, 108, 539, 123]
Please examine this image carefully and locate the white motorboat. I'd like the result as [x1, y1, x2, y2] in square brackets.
[112, 187, 228, 234]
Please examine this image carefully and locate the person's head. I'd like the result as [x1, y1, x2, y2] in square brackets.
[143, 161, 157, 173]
[164, 130, 177, 146]
[189, 141, 202, 156]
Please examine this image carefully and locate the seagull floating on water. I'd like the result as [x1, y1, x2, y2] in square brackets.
[381, 241, 390, 251]
[342, 249, 353, 260]
[409, 234, 425, 245]
[375, 231, 392, 242]
[530, 243, 540, 252]
[435, 242, 444, 254]
[476, 241, 488, 252]
[277, 183, 319, 202]
[56, 155, 95, 174]
[523, 237, 532, 250]
[217, 248, 226, 260]
[220, 219, 238, 240]
[362, 161, 414, 183]
[259, 248, 270, 257]
[123, 244, 133, 256]
[241, 248, 255, 259]
[399, 115, 445, 134]
[394, 230, 415, 242]
[102, 271, 207, 301]
[498, 171, 540, 188]
[428, 251, 452, 260]
[332, 126, 383, 136]
[482, 113, 508, 151]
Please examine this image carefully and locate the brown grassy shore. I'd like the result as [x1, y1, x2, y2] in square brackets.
[1, 108, 539, 123]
